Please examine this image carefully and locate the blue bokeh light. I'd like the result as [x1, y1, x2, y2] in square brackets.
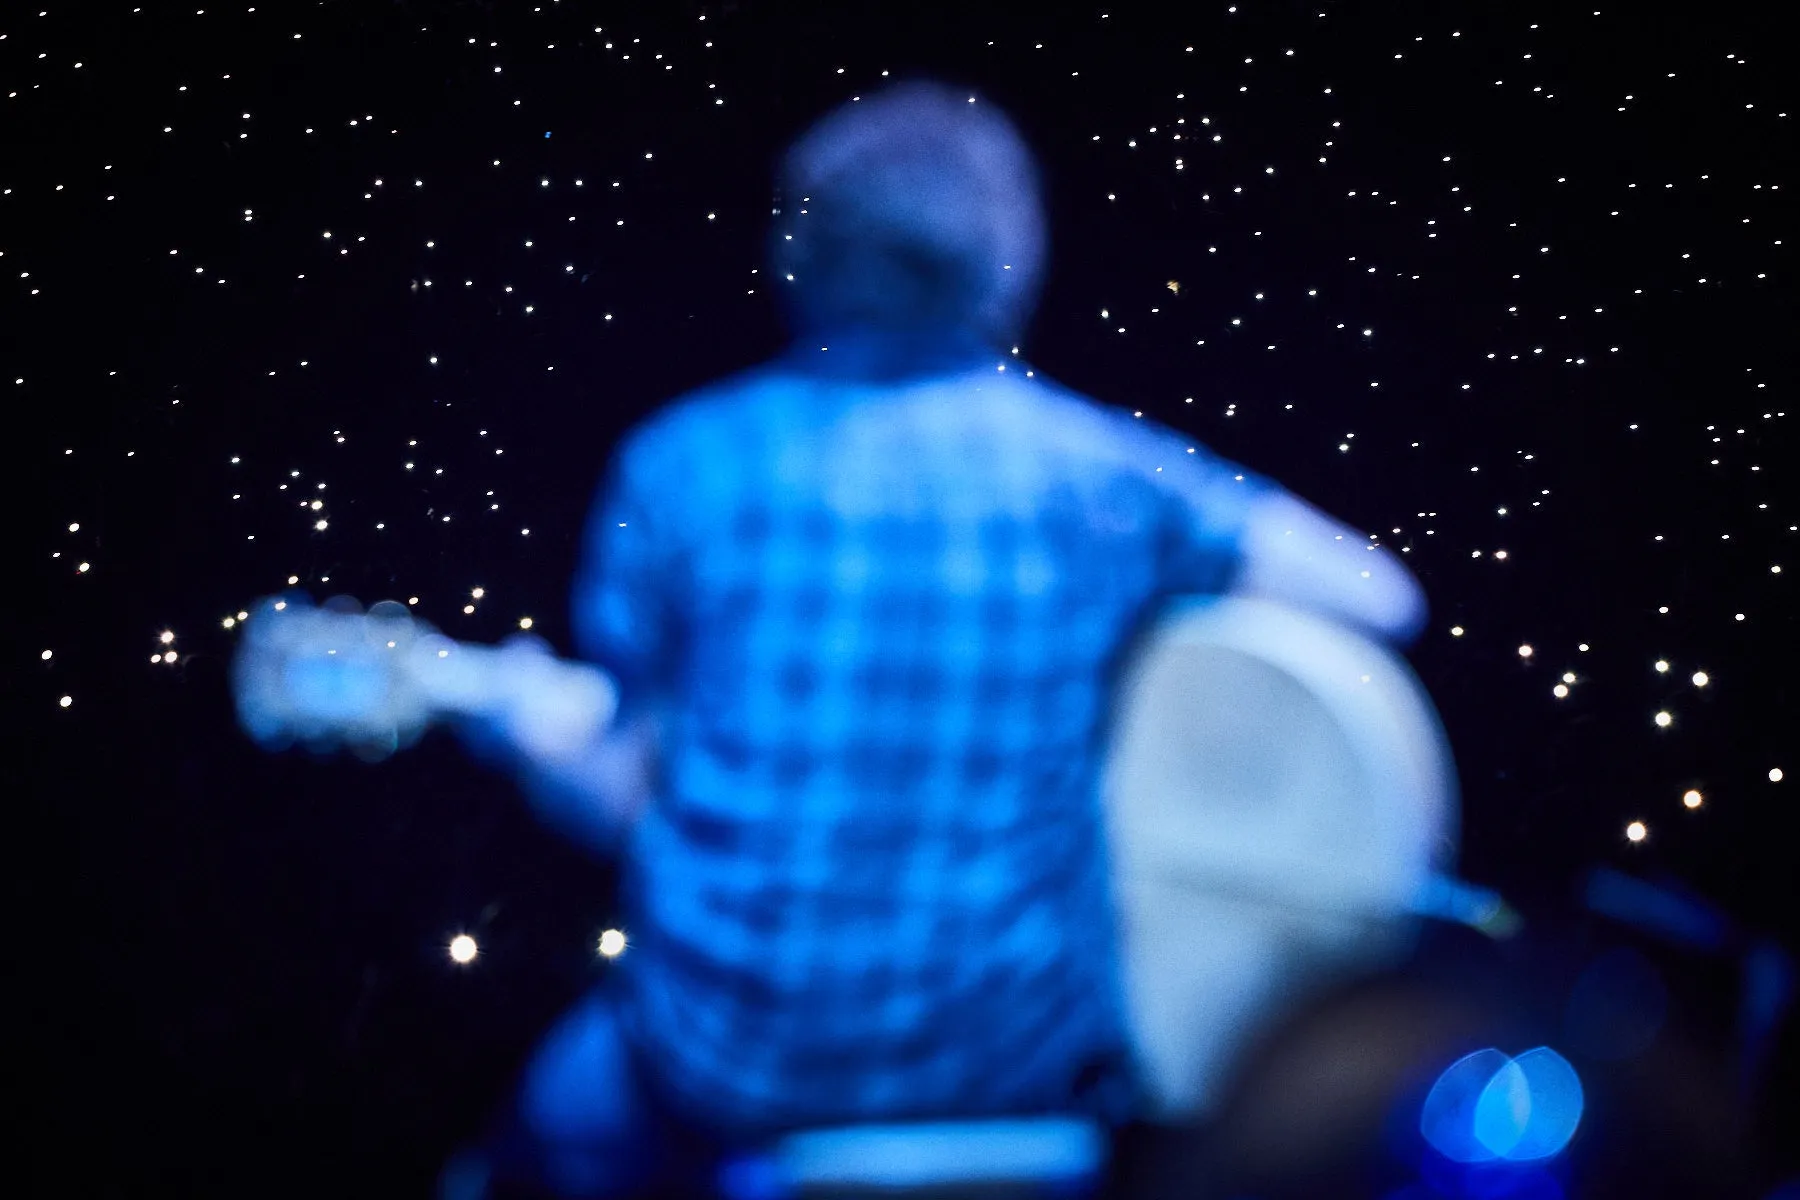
[1562, 947, 1668, 1061]
[1421, 1047, 1583, 1165]
[1472, 1056, 1532, 1158]
[1505, 1048, 1584, 1160]
[1422, 1049, 1514, 1163]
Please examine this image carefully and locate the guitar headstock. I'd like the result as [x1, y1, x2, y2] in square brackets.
[232, 592, 446, 762]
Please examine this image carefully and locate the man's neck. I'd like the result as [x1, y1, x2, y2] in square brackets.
[782, 322, 1000, 383]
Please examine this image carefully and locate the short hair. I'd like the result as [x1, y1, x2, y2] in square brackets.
[769, 79, 1048, 346]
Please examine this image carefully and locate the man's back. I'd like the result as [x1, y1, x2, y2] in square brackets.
[424, 80, 1428, 1197]
[570, 330, 1279, 1135]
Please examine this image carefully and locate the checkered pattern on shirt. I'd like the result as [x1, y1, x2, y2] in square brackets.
[569, 355, 1278, 1136]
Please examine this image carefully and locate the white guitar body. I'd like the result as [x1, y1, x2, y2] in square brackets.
[1102, 594, 1461, 1123]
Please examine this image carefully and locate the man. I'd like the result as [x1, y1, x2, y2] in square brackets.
[444, 78, 1427, 1198]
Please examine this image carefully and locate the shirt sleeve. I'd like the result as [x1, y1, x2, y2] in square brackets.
[570, 424, 686, 711]
[1146, 425, 1283, 598]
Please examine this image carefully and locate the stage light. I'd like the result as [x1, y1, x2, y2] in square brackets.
[1506, 1048, 1585, 1159]
[1421, 1047, 1583, 1164]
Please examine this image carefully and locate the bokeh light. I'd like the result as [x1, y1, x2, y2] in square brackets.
[1563, 947, 1668, 1061]
[1421, 1047, 1584, 1164]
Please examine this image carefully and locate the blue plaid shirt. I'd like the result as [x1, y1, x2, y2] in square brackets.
[570, 327, 1279, 1137]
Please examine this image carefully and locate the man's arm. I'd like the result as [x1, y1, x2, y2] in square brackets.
[1231, 489, 1428, 646]
[448, 635, 658, 857]
[509, 707, 658, 857]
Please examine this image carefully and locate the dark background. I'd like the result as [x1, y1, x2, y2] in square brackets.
[12, 0, 1794, 1193]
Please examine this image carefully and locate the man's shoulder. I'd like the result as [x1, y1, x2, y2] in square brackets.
[616, 366, 782, 463]
[1000, 372, 1197, 471]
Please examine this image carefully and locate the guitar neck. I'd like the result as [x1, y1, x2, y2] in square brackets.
[234, 595, 620, 764]
[402, 635, 514, 721]
[401, 631, 622, 757]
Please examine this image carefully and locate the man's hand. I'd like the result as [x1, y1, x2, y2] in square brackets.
[461, 633, 656, 850]
[1234, 490, 1428, 647]
[486, 632, 621, 769]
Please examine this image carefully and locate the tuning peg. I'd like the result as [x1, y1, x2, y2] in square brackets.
[499, 629, 555, 656]
[366, 598, 442, 641]
[348, 731, 401, 763]
[245, 593, 292, 625]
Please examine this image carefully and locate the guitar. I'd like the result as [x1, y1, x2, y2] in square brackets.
[234, 589, 1508, 1125]
[1100, 594, 1513, 1120]
[231, 592, 619, 766]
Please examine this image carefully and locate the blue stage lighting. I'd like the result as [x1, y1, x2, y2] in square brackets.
[1421, 1048, 1514, 1163]
[1505, 1048, 1584, 1160]
[1421, 1047, 1583, 1164]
